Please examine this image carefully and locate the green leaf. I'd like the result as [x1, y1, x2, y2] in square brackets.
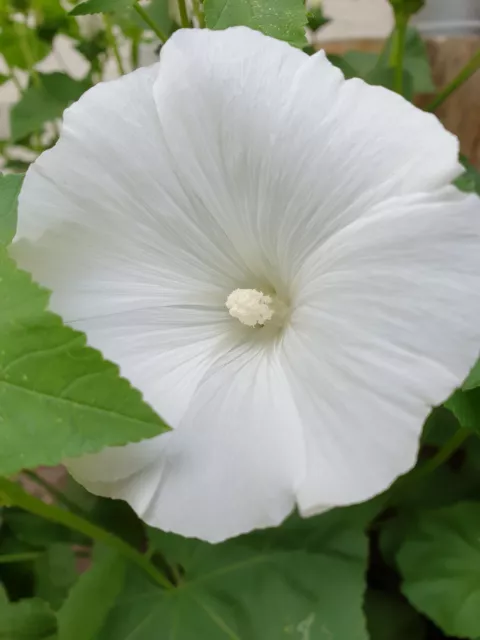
[70, 0, 133, 15]
[366, 66, 414, 101]
[0, 249, 168, 477]
[396, 502, 480, 638]
[10, 73, 91, 143]
[445, 388, 480, 436]
[0, 551, 41, 564]
[340, 51, 379, 78]
[0, 597, 58, 639]
[4, 509, 87, 547]
[365, 590, 427, 640]
[34, 543, 77, 610]
[89, 499, 145, 547]
[463, 359, 480, 391]
[0, 173, 24, 246]
[116, 0, 176, 41]
[306, 7, 329, 31]
[333, 28, 434, 95]
[381, 28, 435, 94]
[454, 156, 480, 196]
[204, 0, 307, 47]
[100, 507, 371, 639]
[0, 23, 50, 70]
[58, 549, 125, 640]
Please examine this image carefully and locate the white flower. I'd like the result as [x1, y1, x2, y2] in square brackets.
[13, 27, 480, 543]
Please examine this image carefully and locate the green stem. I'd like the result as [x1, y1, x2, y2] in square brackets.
[0, 551, 42, 564]
[15, 22, 41, 89]
[131, 33, 140, 70]
[103, 15, 126, 76]
[177, 0, 190, 28]
[191, 0, 205, 27]
[391, 427, 472, 501]
[7, 70, 22, 94]
[133, 2, 168, 43]
[415, 427, 472, 479]
[0, 477, 172, 590]
[22, 469, 87, 518]
[389, 13, 408, 96]
[426, 48, 480, 112]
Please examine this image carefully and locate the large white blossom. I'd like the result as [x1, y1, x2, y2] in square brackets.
[13, 27, 480, 542]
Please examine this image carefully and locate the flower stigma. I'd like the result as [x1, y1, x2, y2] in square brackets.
[225, 288, 276, 327]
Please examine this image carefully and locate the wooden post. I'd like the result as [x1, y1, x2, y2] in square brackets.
[422, 37, 480, 169]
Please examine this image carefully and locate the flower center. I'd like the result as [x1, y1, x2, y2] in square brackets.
[225, 288, 276, 327]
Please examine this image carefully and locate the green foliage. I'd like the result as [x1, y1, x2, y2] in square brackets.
[70, 0, 134, 16]
[0, 596, 58, 638]
[4, 509, 87, 547]
[204, 0, 308, 47]
[0, 174, 23, 246]
[389, 0, 425, 18]
[10, 73, 91, 143]
[99, 506, 372, 639]
[446, 388, 480, 436]
[306, 6, 329, 31]
[396, 502, 480, 638]
[365, 590, 427, 640]
[58, 548, 126, 640]
[0, 248, 168, 477]
[455, 156, 480, 196]
[464, 359, 480, 390]
[34, 543, 77, 610]
[368, 66, 414, 100]
[381, 28, 435, 93]
[0, 22, 50, 70]
[329, 28, 434, 96]
[116, 0, 176, 42]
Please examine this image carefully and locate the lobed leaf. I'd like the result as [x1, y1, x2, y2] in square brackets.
[396, 502, 480, 638]
[446, 388, 480, 437]
[0, 173, 23, 246]
[70, 0, 133, 16]
[0, 248, 168, 477]
[10, 72, 91, 142]
[0, 596, 58, 638]
[99, 505, 373, 639]
[58, 548, 126, 640]
[204, 0, 307, 47]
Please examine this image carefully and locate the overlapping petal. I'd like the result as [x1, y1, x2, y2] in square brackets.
[285, 188, 480, 513]
[69, 342, 305, 542]
[13, 26, 480, 542]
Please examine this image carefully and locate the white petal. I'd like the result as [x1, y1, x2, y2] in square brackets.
[283, 188, 480, 514]
[69, 343, 305, 543]
[15, 63, 250, 287]
[11, 61, 250, 427]
[153, 27, 461, 285]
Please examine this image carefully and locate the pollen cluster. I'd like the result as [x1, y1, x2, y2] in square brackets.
[225, 288, 275, 327]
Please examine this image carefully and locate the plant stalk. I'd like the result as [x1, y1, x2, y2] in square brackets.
[22, 469, 88, 518]
[0, 477, 172, 590]
[133, 2, 169, 42]
[191, 0, 205, 27]
[177, 0, 190, 28]
[389, 13, 408, 96]
[103, 15, 126, 76]
[426, 48, 480, 112]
